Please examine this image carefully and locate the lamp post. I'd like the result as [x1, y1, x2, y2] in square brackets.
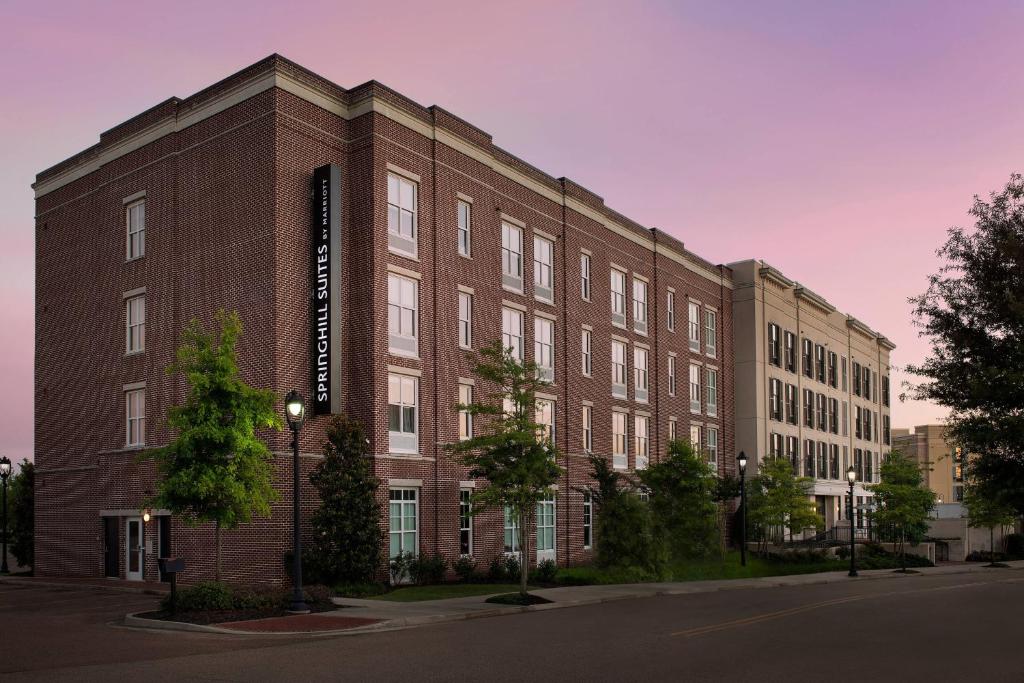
[0, 457, 11, 574]
[284, 390, 309, 614]
[847, 465, 858, 577]
[737, 451, 748, 567]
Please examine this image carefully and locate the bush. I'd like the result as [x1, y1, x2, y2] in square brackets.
[836, 542, 934, 569]
[766, 549, 833, 565]
[1005, 533, 1024, 558]
[504, 554, 522, 583]
[966, 550, 1008, 562]
[535, 559, 558, 584]
[488, 556, 509, 582]
[453, 556, 479, 583]
[409, 554, 447, 585]
[390, 551, 414, 584]
[333, 582, 387, 598]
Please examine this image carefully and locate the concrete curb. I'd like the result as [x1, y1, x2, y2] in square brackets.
[122, 611, 399, 637]
[0, 576, 169, 596]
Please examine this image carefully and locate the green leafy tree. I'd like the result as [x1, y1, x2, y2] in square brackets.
[639, 439, 719, 561]
[869, 451, 937, 572]
[9, 459, 34, 569]
[147, 310, 281, 581]
[582, 454, 664, 574]
[447, 341, 562, 597]
[963, 479, 1017, 566]
[747, 457, 821, 550]
[906, 174, 1024, 515]
[305, 415, 382, 584]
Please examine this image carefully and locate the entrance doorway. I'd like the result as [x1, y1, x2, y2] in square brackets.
[125, 517, 144, 581]
[103, 518, 119, 578]
[158, 516, 172, 583]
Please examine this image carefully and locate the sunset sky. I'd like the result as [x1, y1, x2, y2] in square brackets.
[2, 0, 1023, 465]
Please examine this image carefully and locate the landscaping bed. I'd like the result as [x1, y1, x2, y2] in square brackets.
[136, 581, 337, 625]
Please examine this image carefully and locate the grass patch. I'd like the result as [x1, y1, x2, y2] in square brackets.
[485, 592, 552, 606]
[368, 583, 529, 602]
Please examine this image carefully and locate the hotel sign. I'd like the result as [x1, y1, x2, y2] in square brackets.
[312, 164, 341, 414]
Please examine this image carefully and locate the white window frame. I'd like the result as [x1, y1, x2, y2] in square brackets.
[536, 493, 556, 561]
[125, 386, 145, 447]
[457, 199, 472, 257]
[705, 309, 717, 358]
[388, 273, 418, 357]
[458, 383, 473, 441]
[582, 405, 593, 453]
[581, 327, 592, 376]
[706, 368, 718, 418]
[689, 363, 701, 414]
[387, 173, 418, 257]
[688, 301, 701, 352]
[501, 222, 524, 292]
[612, 410, 628, 469]
[126, 199, 145, 260]
[707, 427, 719, 467]
[666, 290, 675, 332]
[669, 418, 677, 442]
[611, 339, 627, 399]
[634, 346, 649, 403]
[580, 252, 591, 301]
[125, 294, 145, 354]
[459, 488, 473, 556]
[632, 278, 648, 335]
[504, 505, 521, 555]
[533, 235, 554, 303]
[458, 291, 472, 349]
[668, 354, 677, 396]
[634, 414, 650, 470]
[502, 307, 524, 362]
[388, 373, 419, 454]
[535, 398, 555, 443]
[534, 317, 554, 383]
[690, 424, 702, 451]
[610, 268, 627, 328]
[389, 487, 419, 561]
[583, 492, 593, 549]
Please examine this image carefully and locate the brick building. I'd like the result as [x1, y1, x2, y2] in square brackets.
[33, 55, 735, 585]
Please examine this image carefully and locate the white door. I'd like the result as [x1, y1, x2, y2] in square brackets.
[125, 517, 144, 581]
[536, 495, 556, 564]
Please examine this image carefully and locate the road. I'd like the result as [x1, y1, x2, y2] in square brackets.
[2, 570, 1022, 682]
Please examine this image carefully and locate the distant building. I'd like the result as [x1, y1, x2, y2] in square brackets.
[891, 424, 966, 503]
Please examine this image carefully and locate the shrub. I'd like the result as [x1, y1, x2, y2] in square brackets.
[836, 542, 933, 568]
[453, 556, 479, 583]
[766, 549, 833, 565]
[390, 551, 415, 584]
[409, 554, 448, 585]
[163, 581, 235, 612]
[1005, 533, 1024, 558]
[535, 559, 558, 584]
[487, 556, 509, 582]
[504, 554, 522, 583]
[333, 582, 388, 598]
[966, 550, 1008, 562]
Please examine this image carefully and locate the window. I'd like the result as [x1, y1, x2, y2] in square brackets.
[784, 331, 796, 372]
[580, 253, 591, 301]
[864, 450, 874, 483]
[853, 361, 862, 396]
[611, 340, 627, 398]
[388, 374, 418, 453]
[126, 199, 145, 260]
[459, 489, 472, 555]
[829, 398, 839, 435]
[667, 291, 676, 331]
[458, 291, 472, 349]
[610, 269, 627, 327]
[802, 339, 813, 378]
[786, 436, 798, 472]
[389, 488, 418, 559]
[841, 356, 848, 391]
[854, 449, 864, 482]
[537, 494, 556, 556]
[668, 355, 677, 396]
[125, 387, 145, 446]
[125, 294, 145, 353]
[457, 200, 471, 257]
[669, 418, 677, 442]
[883, 414, 891, 446]
[855, 405, 863, 439]
[536, 399, 555, 442]
[612, 411, 628, 469]
[864, 368, 872, 402]
[634, 347, 649, 403]
[633, 279, 648, 334]
[817, 441, 828, 480]
[634, 415, 650, 469]
[387, 274, 418, 357]
[501, 222, 524, 292]
[705, 309, 717, 357]
[769, 378, 782, 421]
[706, 368, 718, 418]
[882, 375, 890, 407]
[502, 307, 524, 362]
[768, 323, 781, 366]
[534, 235, 554, 303]
[581, 328, 592, 376]
[582, 405, 593, 453]
[817, 393, 827, 431]
[804, 439, 815, 478]
[864, 409, 872, 443]
[842, 401, 849, 436]
[830, 444, 840, 480]
[815, 344, 826, 383]
[690, 425, 702, 451]
[707, 427, 719, 467]
[534, 317, 554, 382]
[803, 389, 814, 428]
[387, 173, 417, 256]
[583, 492, 593, 549]
[503, 505, 520, 554]
[458, 384, 473, 441]
[689, 302, 701, 352]
[785, 383, 798, 425]
[828, 352, 838, 388]
[689, 364, 701, 414]
[769, 432, 783, 457]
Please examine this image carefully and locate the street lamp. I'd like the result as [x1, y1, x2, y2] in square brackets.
[847, 465, 858, 577]
[0, 457, 10, 574]
[284, 390, 309, 614]
[737, 451, 748, 567]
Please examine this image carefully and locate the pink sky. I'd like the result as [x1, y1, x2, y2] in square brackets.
[3, 0, 1023, 465]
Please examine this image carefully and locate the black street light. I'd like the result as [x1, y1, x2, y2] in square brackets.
[737, 451, 748, 567]
[847, 465, 858, 577]
[284, 390, 310, 614]
[0, 456, 11, 574]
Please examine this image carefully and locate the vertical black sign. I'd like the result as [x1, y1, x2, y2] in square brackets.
[312, 164, 341, 414]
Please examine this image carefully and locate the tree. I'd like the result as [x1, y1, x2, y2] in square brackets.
[639, 439, 719, 561]
[447, 341, 562, 597]
[963, 480, 1017, 566]
[305, 415, 382, 584]
[147, 310, 281, 581]
[747, 457, 821, 551]
[905, 174, 1024, 516]
[9, 459, 33, 569]
[869, 451, 937, 572]
[582, 454, 664, 574]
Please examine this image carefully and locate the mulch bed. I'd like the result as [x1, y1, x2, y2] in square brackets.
[484, 593, 553, 606]
[217, 614, 382, 633]
[136, 601, 337, 626]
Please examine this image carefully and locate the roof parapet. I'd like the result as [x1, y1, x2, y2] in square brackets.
[758, 263, 794, 288]
[794, 284, 836, 313]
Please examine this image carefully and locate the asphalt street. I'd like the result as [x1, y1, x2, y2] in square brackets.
[3, 570, 1022, 682]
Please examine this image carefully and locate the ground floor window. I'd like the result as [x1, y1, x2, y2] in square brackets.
[537, 494, 556, 556]
[459, 489, 472, 556]
[389, 488, 418, 558]
[504, 505, 520, 554]
[583, 492, 593, 549]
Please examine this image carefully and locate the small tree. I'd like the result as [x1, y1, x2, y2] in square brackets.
[447, 341, 562, 598]
[10, 459, 34, 570]
[963, 480, 1017, 566]
[869, 451, 937, 572]
[305, 415, 382, 584]
[747, 457, 821, 550]
[148, 311, 281, 581]
[639, 439, 719, 561]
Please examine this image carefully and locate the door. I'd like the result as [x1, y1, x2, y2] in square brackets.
[158, 516, 172, 583]
[125, 517, 144, 581]
[103, 518, 119, 578]
[536, 495, 556, 564]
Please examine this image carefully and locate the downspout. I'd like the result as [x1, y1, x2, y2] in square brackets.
[431, 127, 440, 557]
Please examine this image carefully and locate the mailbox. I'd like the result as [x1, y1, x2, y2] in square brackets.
[157, 557, 185, 615]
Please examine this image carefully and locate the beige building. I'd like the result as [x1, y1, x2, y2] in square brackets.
[731, 260, 894, 531]
[892, 424, 966, 503]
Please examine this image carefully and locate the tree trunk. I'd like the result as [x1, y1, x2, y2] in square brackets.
[901, 527, 906, 573]
[990, 526, 995, 566]
[518, 508, 528, 597]
[215, 520, 222, 582]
